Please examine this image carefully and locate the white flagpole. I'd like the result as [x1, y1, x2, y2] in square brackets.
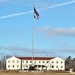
[32, 4, 34, 66]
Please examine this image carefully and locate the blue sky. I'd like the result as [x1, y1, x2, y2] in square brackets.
[0, 0, 75, 59]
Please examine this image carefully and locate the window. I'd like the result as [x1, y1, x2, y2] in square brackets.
[34, 65, 37, 67]
[39, 61, 41, 63]
[17, 65, 19, 67]
[8, 61, 10, 63]
[8, 65, 10, 67]
[52, 61, 54, 63]
[56, 66, 58, 68]
[30, 61, 32, 63]
[56, 61, 58, 63]
[26, 61, 28, 63]
[12, 65, 14, 67]
[17, 61, 19, 63]
[26, 65, 28, 68]
[61, 61, 63, 63]
[35, 61, 36, 63]
[12, 60, 14, 63]
[38, 65, 41, 67]
[42, 65, 45, 68]
[52, 65, 54, 68]
[47, 61, 49, 63]
[61, 66, 63, 68]
[43, 61, 44, 63]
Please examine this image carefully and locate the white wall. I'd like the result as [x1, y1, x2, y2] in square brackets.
[6, 57, 65, 70]
[21, 57, 65, 70]
[21, 60, 49, 70]
[6, 57, 21, 70]
[49, 57, 65, 70]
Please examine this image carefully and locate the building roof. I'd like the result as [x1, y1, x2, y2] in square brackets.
[17, 57, 54, 60]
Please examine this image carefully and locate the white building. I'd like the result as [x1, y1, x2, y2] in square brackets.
[6, 56, 65, 70]
[6, 57, 21, 70]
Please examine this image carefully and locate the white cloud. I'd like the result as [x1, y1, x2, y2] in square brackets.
[0, 45, 57, 56]
[40, 0, 75, 11]
[0, 11, 32, 19]
[58, 48, 75, 53]
[37, 26, 75, 37]
[0, 45, 75, 58]
[5, 46, 27, 51]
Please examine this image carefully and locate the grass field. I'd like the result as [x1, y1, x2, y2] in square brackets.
[0, 71, 72, 75]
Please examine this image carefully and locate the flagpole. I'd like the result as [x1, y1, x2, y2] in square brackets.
[32, 4, 34, 66]
[32, 5, 39, 66]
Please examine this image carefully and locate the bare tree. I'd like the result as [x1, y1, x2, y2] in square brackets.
[1, 55, 11, 70]
[71, 58, 75, 71]
[65, 56, 72, 70]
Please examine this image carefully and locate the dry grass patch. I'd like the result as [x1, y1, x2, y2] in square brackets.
[0, 70, 71, 75]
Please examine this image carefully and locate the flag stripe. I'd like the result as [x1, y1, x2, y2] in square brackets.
[33, 7, 39, 19]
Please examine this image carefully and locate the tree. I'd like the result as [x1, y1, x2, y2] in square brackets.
[71, 58, 75, 71]
[0, 60, 2, 70]
[65, 56, 72, 70]
[1, 55, 11, 70]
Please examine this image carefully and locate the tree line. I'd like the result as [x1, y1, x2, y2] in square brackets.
[65, 56, 75, 71]
[0, 55, 11, 70]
